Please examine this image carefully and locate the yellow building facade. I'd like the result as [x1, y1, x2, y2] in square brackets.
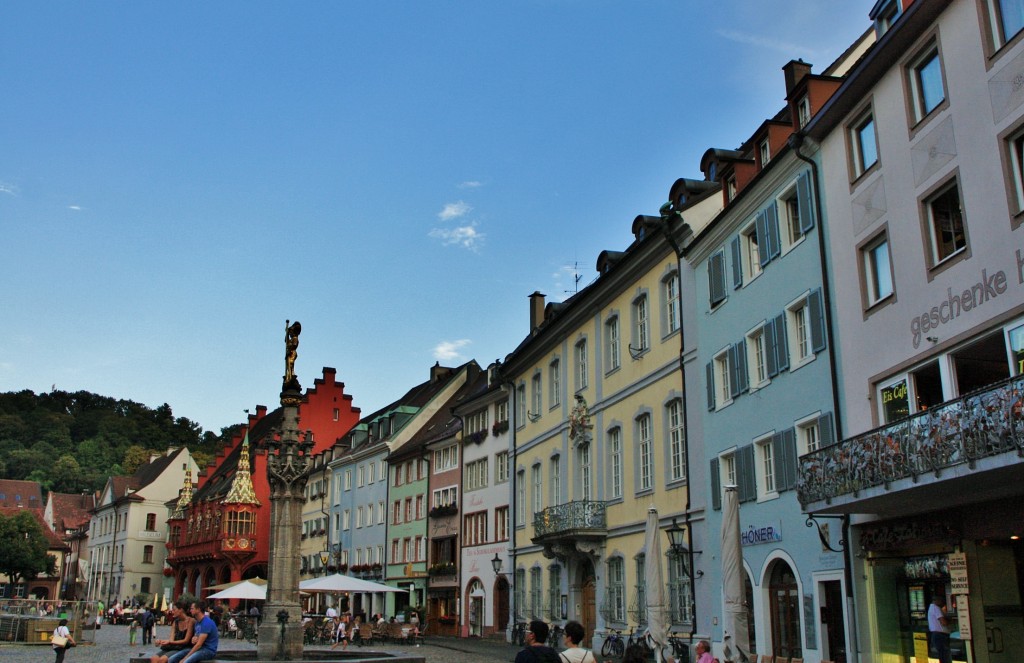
[502, 186, 719, 649]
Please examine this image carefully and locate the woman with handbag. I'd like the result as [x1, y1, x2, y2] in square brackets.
[52, 618, 75, 663]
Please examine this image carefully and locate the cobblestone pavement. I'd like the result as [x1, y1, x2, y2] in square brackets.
[0, 623, 527, 663]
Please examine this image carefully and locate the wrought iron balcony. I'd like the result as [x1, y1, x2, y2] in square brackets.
[532, 500, 607, 541]
[798, 374, 1024, 507]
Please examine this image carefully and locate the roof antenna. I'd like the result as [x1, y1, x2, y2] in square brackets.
[564, 260, 582, 295]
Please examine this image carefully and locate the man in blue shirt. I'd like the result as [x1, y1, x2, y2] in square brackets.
[167, 600, 219, 663]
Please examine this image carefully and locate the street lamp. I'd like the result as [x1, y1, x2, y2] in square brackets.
[491, 553, 504, 577]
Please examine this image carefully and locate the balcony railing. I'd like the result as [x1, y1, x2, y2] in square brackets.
[798, 374, 1024, 506]
[532, 500, 607, 539]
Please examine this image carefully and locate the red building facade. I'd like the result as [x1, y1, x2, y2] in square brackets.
[165, 367, 360, 599]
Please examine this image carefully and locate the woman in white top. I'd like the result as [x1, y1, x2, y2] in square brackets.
[52, 618, 75, 663]
[558, 621, 596, 663]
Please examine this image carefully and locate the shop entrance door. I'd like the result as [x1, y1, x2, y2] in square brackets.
[819, 580, 847, 663]
[974, 539, 1024, 663]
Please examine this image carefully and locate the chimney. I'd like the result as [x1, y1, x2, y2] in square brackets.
[430, 361, 453, 382]
[783, 59, 813, 95]
[529, 291, 546, 334]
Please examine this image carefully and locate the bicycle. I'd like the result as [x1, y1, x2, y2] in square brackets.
[601, 628, 625, 658]
[625, 627, 656, 658]
[511, 621, 528, 646]
[662, 632, 689, 661]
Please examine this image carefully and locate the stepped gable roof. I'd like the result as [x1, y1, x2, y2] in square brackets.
[192, 407, 283, 503]
[49, 492, 95, 531]
[0, 479, 44, 510]
[0, 506, 69, 550]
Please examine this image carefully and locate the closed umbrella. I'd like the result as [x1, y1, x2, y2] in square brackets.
[722, 486, 751, 663]
[645, 507, 669, 663]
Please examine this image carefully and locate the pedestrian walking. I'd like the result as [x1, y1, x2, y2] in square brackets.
[51, 618, 76, 663]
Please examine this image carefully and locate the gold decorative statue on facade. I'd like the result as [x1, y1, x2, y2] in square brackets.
[284, 320, 301, 384]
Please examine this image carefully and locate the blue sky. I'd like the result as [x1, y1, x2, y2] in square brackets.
[1, 2, 875, 434]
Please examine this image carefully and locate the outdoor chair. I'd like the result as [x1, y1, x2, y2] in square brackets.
[775, 657, 790, 663]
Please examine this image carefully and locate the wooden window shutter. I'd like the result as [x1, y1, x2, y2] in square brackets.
[809, 288, 826, 353]
[774, 312, 790, 372]
[710, 458, 721, 511]
[706, 361, 716, 411]
[709, 251, 726, 306]
[797, 170, 816, 233]
[765, 201, 781, 261]
[731, 236, 743, 289]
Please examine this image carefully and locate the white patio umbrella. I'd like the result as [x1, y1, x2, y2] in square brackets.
[207, 579, 268, 600]
[722, 486, 752, 663]
[207, 577, 267, 592]
[644, 506, 669, 663]
[299, 574, 408, 594]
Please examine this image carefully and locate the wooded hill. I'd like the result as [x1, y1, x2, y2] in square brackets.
[0, 389, 234, 495]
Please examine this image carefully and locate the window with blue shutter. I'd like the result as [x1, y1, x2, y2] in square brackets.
[710, 458, 721, 511]
[796, 170, 816, 233]
[809, 288, 826, 353]
[733, 341, 748, 394]
[756, 210, 771, 269]
[765, 201, 781, 261]
[774, 312, 790, 372]
[773, 428, 797, 492]
[818, 412, 835, 447]
[731, 236, 743, 289]
[706, 362, 715, 411]
[737, 445, 756, 503]
[766, 317, 779, 378]
[709, 250, 726, 307]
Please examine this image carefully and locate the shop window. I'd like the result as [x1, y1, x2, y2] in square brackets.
[951, 331, 1011, 396]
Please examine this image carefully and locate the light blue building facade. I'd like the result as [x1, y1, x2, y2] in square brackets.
[686, 60, 855, 663]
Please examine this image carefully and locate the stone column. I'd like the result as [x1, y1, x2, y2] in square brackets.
[258, 378, 314, 660]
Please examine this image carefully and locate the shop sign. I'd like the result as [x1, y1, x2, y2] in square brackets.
[955, 594, 972, 640]
[948, 552, 969, 594]
[740, 522, 782, 546]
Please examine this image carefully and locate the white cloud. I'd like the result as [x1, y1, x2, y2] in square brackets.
[68, 205, 82, 211]
[716, 29, 819, 58]
[458, 181, 482, 189]
[0, 182, 18, 196]
[438, 201, 472, 221]
[433, 339, 471, 362]
[429, 223, 484, 251]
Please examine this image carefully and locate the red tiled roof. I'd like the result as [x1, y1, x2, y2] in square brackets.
[0, 479, 43, 510]
[49, 492, 95, 531]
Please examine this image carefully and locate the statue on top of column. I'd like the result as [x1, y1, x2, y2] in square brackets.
[284, 320, 301, 386]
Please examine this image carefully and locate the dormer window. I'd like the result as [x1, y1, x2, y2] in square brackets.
[797, 96, 811, 128]
[872, 0, 901, 37]
[708, 162, 717, 181]
[726, 176, 737, 202]
[759, 139, 771, 167]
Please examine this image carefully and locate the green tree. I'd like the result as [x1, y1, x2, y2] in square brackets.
[51, 455, 89, 493]
[123, 445, 151, 475]
[0, 511, 56, 585]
